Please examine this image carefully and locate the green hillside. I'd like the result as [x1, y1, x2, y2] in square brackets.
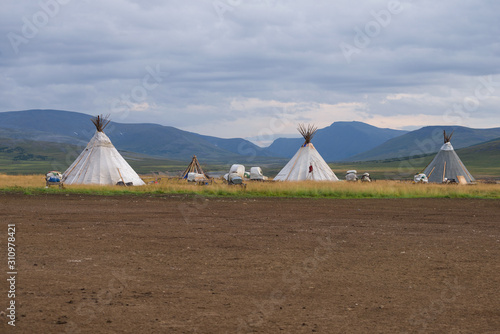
[0, 137, 286, 176]
[0, 137, 183, 175]
[332, 138, 500, 180]
[453, 137, 500, 178]
[0, 138, 73, 174]
[1, 131, 498, 179]
[266, 121, 407, 161]
[347, 126, 500, 161]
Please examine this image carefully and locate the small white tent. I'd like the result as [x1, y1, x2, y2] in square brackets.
[422, 130, 474, 184]
[274, 124, 339, 181]
[63, 115, 145, 186]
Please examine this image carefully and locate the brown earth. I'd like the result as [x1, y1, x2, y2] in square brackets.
[0, 194, 499, 334]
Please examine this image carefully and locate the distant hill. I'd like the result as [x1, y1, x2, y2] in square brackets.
[347, 126, 500, 161]
[0, 135, 286, 175]
[0, 136, 190, 174]
[2, 134, 498, 178]
[0, 127, 83, 145]
[455, 137, 500, 168]
[0, 109, 272, 162]
[2, 110, 499, 170]
[0, 136, 93, 174]
[329, 137, 500, 181]
[265, 121, 407, 161]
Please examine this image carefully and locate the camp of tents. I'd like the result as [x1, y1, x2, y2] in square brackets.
[58, 116, 475, 186]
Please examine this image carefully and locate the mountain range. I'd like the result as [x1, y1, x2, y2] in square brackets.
[348, 125, 500, 161]
[266, 121, 408, 161]
[0, 109, 271, 163]
[1, 109, 499, 165]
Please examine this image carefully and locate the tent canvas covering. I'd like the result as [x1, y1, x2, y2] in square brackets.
[274, 124, 339, 181]
[422, 131, 474, 184]
[63, 115, 145, 186]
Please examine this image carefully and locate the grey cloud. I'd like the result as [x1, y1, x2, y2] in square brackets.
[1, 0, 499, 138]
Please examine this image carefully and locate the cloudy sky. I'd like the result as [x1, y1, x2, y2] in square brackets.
[1, 0, 499, 145]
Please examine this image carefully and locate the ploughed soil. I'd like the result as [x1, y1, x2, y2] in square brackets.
[1, 194, 500, 334]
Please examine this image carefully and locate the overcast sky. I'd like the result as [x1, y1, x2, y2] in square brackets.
[1, 0, 500, 145]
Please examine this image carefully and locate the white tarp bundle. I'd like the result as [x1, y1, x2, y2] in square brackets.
[345, 170, 358, 181]
[274, 143, 339, 181]
[250, 167, 265, 180]
[229, 164, 245, 178]
[63, 131, 145, 186]
[187, 172, 207, 182]
[414, 173, 428, 183]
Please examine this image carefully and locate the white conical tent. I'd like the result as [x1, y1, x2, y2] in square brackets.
[422, 131, 474, 184]
[63, 115, 145, 186]
[274, 124, 339, 181]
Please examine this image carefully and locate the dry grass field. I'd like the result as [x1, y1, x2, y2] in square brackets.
[0, 174, 499, 199]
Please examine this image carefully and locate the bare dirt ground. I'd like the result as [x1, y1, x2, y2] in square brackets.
[1, 194, 499, 334]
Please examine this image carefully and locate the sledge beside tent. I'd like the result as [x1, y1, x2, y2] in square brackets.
[181, 155, 210, 181]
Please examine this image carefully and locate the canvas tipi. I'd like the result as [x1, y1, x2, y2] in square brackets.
[274, 124, 339, 181]
[181, 155, 209, 179]
[422, 130, 474, 184]
[63, 115, 145, 186]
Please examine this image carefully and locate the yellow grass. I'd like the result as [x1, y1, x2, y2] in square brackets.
[0, 174, 47, 187]
[1, 174, 499, 198]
